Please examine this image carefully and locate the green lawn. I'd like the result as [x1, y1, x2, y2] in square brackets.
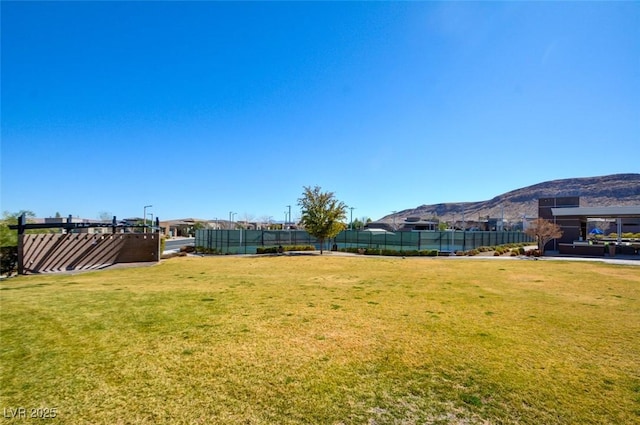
[1, 256, 639, 424]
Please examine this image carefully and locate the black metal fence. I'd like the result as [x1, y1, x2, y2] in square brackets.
[195, 229, 533, 254]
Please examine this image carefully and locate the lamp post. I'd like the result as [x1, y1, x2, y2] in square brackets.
[349, 207, 355, 230]
[229, 211, 236, 229]
[286, 205, 291, 229]
[143, 205, 152, 233]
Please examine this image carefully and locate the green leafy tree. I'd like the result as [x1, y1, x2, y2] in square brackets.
[351, 217, 372, 230]
[1, 210, 36, 247]
[190, 221, 207, 236]
[298, 186, 347, 254]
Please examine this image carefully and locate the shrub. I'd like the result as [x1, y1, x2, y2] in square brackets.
[0, 246, 18, 276]
[257, 245, 316, 254]
[525, 249, 541, 257]
[197, 247, 222, 255]
[287, 245, 315, 252]
[256, 247, 278, 254]
[339, 247, 362, 254]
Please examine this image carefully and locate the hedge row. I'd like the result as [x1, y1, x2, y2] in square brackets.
[339, 247, 440, 256]
[196, 247, 223, 255]
[256, 245, 316, 254]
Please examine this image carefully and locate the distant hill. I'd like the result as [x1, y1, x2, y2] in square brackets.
[381, 174, 640, 224]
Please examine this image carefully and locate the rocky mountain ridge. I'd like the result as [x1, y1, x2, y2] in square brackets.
[381, 173, 640, 224]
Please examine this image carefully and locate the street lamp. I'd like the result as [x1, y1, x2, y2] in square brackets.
[143, 205, 152, 233]
[349, 206, 355, 230]
[286, 205, 291, 229]
[229, 211, 236, 229]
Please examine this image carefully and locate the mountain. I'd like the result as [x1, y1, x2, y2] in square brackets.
[380, 174, 640, 224]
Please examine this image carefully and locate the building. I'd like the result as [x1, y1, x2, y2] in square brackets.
[540, 197, 640, 255]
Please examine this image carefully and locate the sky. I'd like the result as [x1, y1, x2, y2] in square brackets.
[2, 1, 639, 223]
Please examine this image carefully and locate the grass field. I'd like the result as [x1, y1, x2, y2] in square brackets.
[1, 255, 639, 424]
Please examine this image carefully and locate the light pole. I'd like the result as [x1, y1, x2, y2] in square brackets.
[286, 205, 291, 229]
[147, 213, 154, 233]
[229, 211, 236, 229]
[349, 206, 355, 230]
[143, 205, 152, 233]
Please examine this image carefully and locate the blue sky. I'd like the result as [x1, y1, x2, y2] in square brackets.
[2, 1, 638, 223]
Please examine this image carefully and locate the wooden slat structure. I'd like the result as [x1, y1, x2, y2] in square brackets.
[9, 214, 161, 274]
[20, 233, 160, 274]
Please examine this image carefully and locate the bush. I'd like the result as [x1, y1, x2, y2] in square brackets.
[288, 245, 315, 252]
[525, 249, 541, 257]
[196, 247, 222, 255]
[339, 247, 362, 254]
[0, 246, 18, 276]
[256, 245, 316, 254]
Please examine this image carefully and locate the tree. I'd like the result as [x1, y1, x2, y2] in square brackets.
[351, 217, 372, 230]
[525, 218, 563, 254]
[351, 218, 365, 230]
[190, 221, 207, 237]
[297, 186, 347, 254]
[98, 211, 112, 222]
[1, 210, 36, 247]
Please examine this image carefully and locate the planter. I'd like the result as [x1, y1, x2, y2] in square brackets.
[608, 244, 616, 257]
